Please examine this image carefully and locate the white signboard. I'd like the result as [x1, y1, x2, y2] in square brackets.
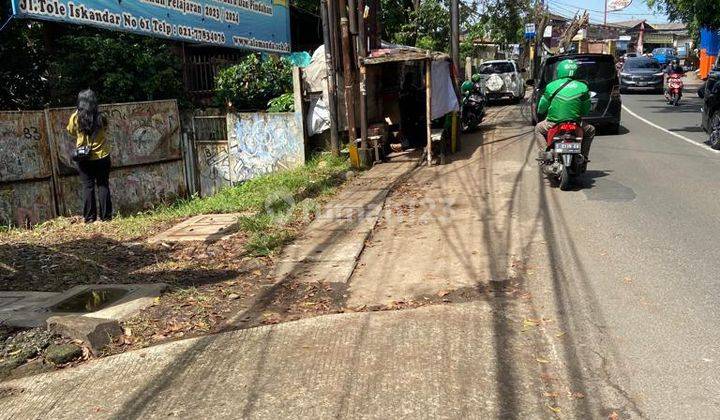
[544, 25, 553, 38]
[608, 0, 632, 12]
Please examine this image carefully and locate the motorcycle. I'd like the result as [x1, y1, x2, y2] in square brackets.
[460, 85, 486, 132]
[665, 73, 684, 106]
[537, 92, 597, 191]
[539, 121, 586, 191]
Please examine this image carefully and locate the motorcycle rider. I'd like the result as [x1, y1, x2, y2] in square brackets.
[534, 59, 595, 163]
[666, 58, 684, 76]
[664, 58, 685, 95]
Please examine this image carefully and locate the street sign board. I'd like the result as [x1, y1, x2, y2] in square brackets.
[10, 0, 291, 53]
[524, 23, 536, 40]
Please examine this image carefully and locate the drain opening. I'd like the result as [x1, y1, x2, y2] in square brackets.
[49, 288, 129, 313]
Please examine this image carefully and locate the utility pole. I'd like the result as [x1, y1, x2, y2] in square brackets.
[450, 0, 461, 153]
[320, 0, 340, 156]
[450, 0, 460, 81]
[604, 0, 608, 26]
[338, 0, 360, 167]
[357, 0, 370, 166]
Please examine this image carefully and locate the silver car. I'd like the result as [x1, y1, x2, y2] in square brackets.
[478, 60, 526, 103]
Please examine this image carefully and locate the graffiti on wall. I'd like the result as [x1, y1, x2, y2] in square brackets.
[0, 184, 55, 228]
[58, 161, 186, 216]
[196, 143, 233, 197]
[0, 111, 51, 182]
[226, 112, 304, 182]
[0, 101, 187, 227]
[47, 100, 181, 175]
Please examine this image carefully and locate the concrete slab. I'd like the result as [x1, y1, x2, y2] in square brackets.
[271, 156, 418, 285]
[272, 260, 356, 284]
[280, 229, 370, 263]
[47, 315, 123, 355]
[0, 302, 551, 419]
[148, 213, 241, 243]
[0, 292, 60, 312]
[0, 284, 166, 328]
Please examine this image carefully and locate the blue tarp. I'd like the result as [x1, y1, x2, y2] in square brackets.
[700, 27, 720, 55]
[11, 0, 290, 53]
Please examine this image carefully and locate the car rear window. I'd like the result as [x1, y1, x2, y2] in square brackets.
[624, 58, 661, 70]
[479, 62, 515, 74]
[653, 48, 674, 55]
[543, 56, 616, 85]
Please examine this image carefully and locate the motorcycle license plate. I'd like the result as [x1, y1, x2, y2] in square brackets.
[555, 142, 581, 153]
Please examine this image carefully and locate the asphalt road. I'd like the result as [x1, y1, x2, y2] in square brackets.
[516, 91, 720, 418]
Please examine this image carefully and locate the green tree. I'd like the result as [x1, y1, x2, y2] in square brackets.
[49, 31, 184, 106]
[647, 0, 720, 29]
[380, 0, 416, 41]
[393, 0, 462, 52]
[214, 54, 293, 110]
[481, 0, 528, 45]
[0, 22, 50, 109]
[0, 22, 185, 110]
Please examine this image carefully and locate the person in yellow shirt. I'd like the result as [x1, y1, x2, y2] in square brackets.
[66, 90, 112, 222]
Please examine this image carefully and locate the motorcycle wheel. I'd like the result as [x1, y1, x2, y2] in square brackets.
[559, 166, 571, 191]
[673, 94, 680, 106]
[708, 112, 720, 150]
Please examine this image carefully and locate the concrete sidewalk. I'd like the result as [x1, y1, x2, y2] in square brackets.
[0, 302, 549, 419]
[0, 108, 581, 419]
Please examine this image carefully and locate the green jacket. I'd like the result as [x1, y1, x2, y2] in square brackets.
[537, 77, 591, 123]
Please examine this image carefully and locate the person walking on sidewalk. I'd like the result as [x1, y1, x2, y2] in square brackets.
[67, 89, 113, 222]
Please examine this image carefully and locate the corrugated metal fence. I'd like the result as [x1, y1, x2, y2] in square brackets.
[0, 100, 188, 227]
[0, 100, 306, 227]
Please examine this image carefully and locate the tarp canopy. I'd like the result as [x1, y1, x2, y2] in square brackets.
[304, 44, 458, 135]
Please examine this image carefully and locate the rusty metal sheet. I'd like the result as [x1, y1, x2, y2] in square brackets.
[0, 111, 51, 183]
[0, 182, 55, 227]
[196, 142, 232, 198]
[47, 100, 181, 175]
[226, 112, 305, 182]
[56, 160, 187, 216]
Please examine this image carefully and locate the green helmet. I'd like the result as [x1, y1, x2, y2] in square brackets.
[556, 59, 579, 79]
[471, 73, 482, 83]
[461, 80, 474, 93]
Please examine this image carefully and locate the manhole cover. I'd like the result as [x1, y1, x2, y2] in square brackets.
[149, 213, 241, 243]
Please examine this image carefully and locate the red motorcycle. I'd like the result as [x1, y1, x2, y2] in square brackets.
[665, 73, 684, 106]
[539, 121, 586, 191]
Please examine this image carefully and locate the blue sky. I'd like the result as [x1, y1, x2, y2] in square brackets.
[544, 0, 671, 25]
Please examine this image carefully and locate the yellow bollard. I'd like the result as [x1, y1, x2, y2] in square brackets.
[451, 112, 458, 153]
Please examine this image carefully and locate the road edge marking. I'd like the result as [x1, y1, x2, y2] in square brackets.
[621, 104, 720, 154]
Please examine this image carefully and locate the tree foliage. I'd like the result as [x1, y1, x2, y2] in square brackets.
[49, 32, 184, 106]
[647, 0, 720, 29]
[393, 0, 452, 51]
[214, 54, 293, 110]
[479, 0, 529, 45]
[0, 23, 49, 110]
[0, 22, 184, 110]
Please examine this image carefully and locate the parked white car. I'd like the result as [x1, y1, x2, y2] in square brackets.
[478, 60, 526, 102]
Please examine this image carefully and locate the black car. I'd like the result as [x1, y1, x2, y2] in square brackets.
[701, 62, 720, 133]
[530, 53, 621, 134]
[619, 57, 664, 93]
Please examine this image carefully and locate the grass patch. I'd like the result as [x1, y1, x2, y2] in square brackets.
[1, 154, 350, 246]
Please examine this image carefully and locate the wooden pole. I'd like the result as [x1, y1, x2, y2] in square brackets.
[358, 0, 369, 158]
[426, 57, 433, 167]
[339, 11, 360, 167]
[320, 0, 340, 156]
